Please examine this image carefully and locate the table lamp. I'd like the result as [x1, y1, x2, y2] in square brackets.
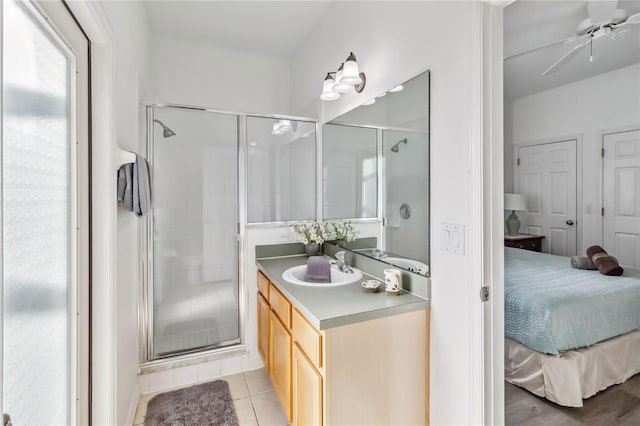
[504, 193, 526, 236]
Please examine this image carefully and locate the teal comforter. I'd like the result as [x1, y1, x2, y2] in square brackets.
[505, 248, 640, 355]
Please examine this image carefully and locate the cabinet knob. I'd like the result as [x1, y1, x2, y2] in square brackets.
[566, 220, 574, 226]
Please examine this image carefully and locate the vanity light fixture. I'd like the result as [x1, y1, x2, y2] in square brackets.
[320, 72, 341, 101]
[333, 63, 353, 93]
[319, 52, 367, 101]
[389, 85, 404, 93]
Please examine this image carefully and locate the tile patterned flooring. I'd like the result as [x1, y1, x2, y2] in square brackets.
[133, 368, 288, 426]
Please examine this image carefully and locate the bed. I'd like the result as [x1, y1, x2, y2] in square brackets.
[504, 247, 640, 407]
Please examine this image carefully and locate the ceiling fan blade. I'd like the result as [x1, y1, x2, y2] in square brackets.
[588, 1, 619, 23]
[541, 40, 590, 77]
[612, 12, 640, 28]
[504, 34, 588, 60]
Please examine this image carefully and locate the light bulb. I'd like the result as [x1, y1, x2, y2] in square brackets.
[389, 85, 403, 93]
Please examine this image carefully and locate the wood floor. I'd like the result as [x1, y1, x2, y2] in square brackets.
[505, 374, 640, 425]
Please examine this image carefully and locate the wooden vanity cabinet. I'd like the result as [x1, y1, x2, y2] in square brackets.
[257, 270, 428, 426]
[257, 292, 270, 370]
[293, 342, 323, 426]
[269, 309, 292, 422]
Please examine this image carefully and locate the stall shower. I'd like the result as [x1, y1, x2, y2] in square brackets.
[144, 106, 241, 359]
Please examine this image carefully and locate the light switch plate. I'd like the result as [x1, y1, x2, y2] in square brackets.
[441, 223, 465, 255]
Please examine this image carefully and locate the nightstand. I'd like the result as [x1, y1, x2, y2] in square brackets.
[504, 234, 545, 252]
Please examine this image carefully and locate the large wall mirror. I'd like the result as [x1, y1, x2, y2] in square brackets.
[323, 70, 430, 275]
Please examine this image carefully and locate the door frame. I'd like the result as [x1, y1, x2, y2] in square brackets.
[60, 1, 118, 424]
[600, 123, 640, 250]
[1, 0, 90, 423]
[512, 135, 583, 255]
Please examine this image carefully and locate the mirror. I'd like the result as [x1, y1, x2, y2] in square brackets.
[322, 70, 430, 275]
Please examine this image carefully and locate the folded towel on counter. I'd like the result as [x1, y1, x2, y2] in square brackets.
[305, 256, 331, 283]
[570, 256, 597, 270]
[117, 154, 152, 217]
[592, 252, 624, 276]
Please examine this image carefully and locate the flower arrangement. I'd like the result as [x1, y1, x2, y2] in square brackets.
[328, 221, 359, 243]
[289, 221, 359, 245]
[290, 222, 327, 245]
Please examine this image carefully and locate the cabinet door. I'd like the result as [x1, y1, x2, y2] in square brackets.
[293, 343, 323, 426]
[257, 292, 270, 369]
[269, 310, 292, 422]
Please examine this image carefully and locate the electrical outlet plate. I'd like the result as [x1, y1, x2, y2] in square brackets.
[441, 223, 465, 255]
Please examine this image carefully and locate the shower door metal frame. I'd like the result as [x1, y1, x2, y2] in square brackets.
[140, 104, 245, 366]
[140, 103, 320, 370]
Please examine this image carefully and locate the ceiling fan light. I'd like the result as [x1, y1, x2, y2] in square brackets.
[320, 72, 341, 101]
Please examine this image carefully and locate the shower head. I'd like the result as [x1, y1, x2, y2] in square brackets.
[153, 119, 176, 138]
[390, 138, 408, 153]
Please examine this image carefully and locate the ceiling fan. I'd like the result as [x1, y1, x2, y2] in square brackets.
[504, 1, 640, 77]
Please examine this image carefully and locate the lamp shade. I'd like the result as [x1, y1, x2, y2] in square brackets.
[340, 52, 363, 85]
[333, 63, 353, 93]
[320, 73, 340, 101]
[504, 193, 526, 211]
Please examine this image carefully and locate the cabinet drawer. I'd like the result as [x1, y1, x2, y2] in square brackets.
[257, 271, 270, 299]
[269, 284, 291, 328]
[292, 308, 322, 368]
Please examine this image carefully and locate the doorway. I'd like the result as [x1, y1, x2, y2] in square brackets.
[1, 0, 90, 424]
[515, 139, 579, 256]
[603, 128, 640, 267]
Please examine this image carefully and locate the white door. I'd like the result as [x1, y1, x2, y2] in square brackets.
[517, 140, 578, 256]
[1, 1, 90, 424]
[603, 130, 640, 267]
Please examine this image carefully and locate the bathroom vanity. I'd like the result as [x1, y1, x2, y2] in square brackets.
[256, 254, 430, 426]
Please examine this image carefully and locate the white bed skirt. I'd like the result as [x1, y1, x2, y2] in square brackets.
[505, 329, 640, 407]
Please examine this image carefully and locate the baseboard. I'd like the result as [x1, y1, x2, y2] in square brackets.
[125, 383, 141, 426]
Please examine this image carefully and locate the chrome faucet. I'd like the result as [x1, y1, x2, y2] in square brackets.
[335, 251, 354, 274]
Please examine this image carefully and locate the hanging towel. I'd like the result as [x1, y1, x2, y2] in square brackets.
[133, 154, 152, 217]
[117, 154, 152, 217]
[117, 163, 134, 211]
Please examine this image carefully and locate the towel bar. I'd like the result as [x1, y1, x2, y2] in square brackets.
[116, 149, 136, 169]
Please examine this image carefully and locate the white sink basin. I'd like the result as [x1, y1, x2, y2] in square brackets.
[282, 264, 363, 286]
[384, 257, 429, 275]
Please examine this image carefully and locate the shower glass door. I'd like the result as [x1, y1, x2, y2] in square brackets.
[148, 106, 240, 358]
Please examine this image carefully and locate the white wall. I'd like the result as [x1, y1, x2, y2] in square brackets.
[291, 2, 485, 424]
[506, 63, 640, 251]
[149, 35, 291, 115]
[139, 31, 306, 393]
[99, 2, 150, 425]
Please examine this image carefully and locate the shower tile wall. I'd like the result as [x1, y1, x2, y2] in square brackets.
[152, 108, 239, 356]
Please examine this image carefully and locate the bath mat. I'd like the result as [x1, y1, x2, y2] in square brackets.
[144, 380, 238, 426]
